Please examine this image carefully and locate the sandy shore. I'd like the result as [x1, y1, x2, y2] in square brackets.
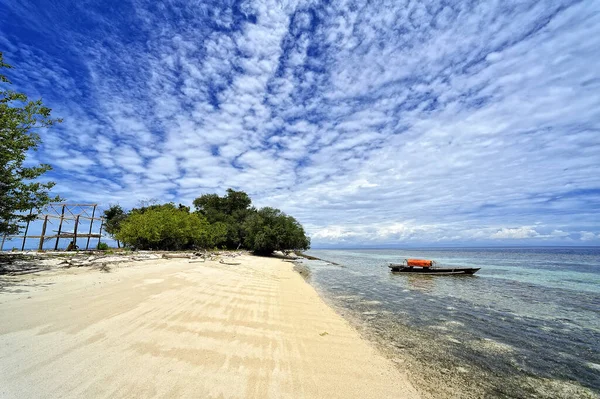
[0, 255, 420, 398]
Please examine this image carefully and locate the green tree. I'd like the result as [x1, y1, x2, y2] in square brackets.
[103, 204, 128, 248]
[193, 189, 253, 248]
[243, 207, 310, 255]
[0, 52, 61, 235]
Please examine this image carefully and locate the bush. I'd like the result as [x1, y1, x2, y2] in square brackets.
[115, 204, 214, 250]
[209, 221, 228, 248]
[97, 242, 109, 250]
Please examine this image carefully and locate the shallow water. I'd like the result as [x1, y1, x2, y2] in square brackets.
[302, 247, 600, 398]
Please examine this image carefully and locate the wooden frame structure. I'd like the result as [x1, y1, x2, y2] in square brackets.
[1, 203, 104, 251]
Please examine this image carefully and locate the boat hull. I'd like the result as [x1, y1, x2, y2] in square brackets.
[388, 265, 480, 275]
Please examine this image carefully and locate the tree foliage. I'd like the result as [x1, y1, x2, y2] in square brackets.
[193, 189, 253, 248]
[108, 190, 310, 254]
[115, 203, 214, 250]
[243, 207, 310, 255]
[103, 204, 127, 237]
[0, 52, 61, 235]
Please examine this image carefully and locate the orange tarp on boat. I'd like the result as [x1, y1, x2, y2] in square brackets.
[406, 259, 433, 267]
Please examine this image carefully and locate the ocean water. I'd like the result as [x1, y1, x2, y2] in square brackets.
[301, 247, 600, 398]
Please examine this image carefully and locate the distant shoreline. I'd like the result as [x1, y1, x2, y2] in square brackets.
[309, 245, 600, 249]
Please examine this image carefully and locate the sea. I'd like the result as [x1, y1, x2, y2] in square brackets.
[299, 247, 600, 398]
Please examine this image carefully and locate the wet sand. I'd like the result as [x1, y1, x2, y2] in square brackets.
[0, 255, 420, 398]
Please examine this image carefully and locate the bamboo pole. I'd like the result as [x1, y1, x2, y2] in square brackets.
[38, 215, 48, 251]
[97, 219, 104, 249]
[37, 215, 102, 220]
[21, 208, 34, 251]
[85, 205, 97, 250]
[73, 215, 80, 249]
[54, 205, 66, 250]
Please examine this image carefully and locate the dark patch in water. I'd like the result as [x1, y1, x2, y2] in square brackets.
[293, 262, 311, 281]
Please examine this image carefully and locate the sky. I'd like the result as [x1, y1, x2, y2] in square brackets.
[1, 0, 599, 248]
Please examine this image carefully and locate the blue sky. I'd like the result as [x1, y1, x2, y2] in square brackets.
[1, 0, 599, 247]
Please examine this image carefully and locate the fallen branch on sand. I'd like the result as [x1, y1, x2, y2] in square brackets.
[219, 260, 241, 265]
[162, 253, 194, 259]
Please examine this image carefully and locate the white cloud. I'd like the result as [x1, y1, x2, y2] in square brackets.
[491, 227, 540, 240]
[1, 0, 599, 246]
[580, 232, 599, 241]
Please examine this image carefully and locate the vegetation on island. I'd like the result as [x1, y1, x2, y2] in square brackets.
[104, 189, 310, 255]
[0, 52, 61, 235]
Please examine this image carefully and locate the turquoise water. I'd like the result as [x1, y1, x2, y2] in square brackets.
[302, 247, 600, 398]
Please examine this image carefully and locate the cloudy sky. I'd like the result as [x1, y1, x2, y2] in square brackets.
[1, 0, 599, 247]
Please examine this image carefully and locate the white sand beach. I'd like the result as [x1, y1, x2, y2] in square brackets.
[0, 255, 420, 398]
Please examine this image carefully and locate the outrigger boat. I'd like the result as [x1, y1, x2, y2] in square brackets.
[389, 259, 480, 275]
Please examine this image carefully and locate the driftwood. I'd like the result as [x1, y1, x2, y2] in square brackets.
[0, 250, 248, 277]
[0, 252, 166, 276]
[219, 260, 241, 265]
[162, 253, 193, 259]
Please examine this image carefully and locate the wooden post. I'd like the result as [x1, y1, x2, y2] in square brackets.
[85, 205, 97, 250]
[97, 219, 104, 249]
[54, 205, 66, 250]
[38, 215, 48, 251]
[21, 208, 34, 251]
[73, 215, 80, 249]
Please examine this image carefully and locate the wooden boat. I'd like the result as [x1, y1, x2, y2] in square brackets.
[389, 259, 480, 275]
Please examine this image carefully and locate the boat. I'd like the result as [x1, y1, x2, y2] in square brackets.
[388, 259, 480, 275]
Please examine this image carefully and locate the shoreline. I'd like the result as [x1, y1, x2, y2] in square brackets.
[296, 251, 599, 399]
[0, 253, 420, 398]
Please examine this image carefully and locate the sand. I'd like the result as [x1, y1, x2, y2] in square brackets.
[0, 255, 420, 399]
